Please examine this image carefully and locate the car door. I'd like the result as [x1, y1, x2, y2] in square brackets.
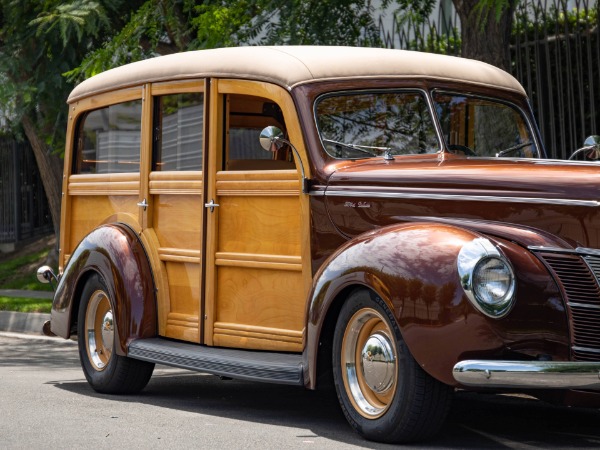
[142, 80, 206, 343]
[203, 79, 312, 352]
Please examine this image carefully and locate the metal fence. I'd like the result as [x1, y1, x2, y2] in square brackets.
[0, 139, 52, 249]
[379, 0, 600, 160]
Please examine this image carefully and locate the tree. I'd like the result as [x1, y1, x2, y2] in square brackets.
[453, 0, 517, 71]
[390, 0, 517, 71]
[0, 0, 143, 239]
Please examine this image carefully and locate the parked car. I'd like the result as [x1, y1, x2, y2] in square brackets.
[39, 46, 600, 444]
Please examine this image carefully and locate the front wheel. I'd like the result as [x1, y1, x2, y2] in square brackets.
[332, 289, 452, 443]
[77, 273, 154, 394]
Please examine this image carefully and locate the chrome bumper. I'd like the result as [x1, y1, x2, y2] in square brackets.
[453, 360, 600, 390]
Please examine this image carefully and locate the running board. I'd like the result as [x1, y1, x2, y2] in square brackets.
[128, 338, 304, 386]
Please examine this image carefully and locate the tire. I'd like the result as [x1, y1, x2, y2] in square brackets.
[332, 289, 453, 443]
[77, 273, 154, 394]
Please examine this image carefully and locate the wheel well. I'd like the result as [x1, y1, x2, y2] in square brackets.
[69, 270, 95, 336]
[315, 285, 375, 390]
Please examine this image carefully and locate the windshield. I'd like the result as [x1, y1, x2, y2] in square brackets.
[315, 91, 439, 159]
[433, 92, 539, 158]
[314, 89, 539, 160]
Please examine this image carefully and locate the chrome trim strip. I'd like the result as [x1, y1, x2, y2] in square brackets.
[573, 346, 600, 355]
[528, 246, 600, 255]
[324, 189, 600, 207]
[568, 302, 600, 311]
[453, 360, 600, 389]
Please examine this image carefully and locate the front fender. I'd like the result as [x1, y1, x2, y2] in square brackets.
[50, 224, 156, 355]
[304, 221, 568, 388]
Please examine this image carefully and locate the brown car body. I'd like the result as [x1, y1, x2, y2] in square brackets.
[41, 46, 600, 443]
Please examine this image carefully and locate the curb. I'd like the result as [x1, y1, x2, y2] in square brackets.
[0, 311, 50, 335]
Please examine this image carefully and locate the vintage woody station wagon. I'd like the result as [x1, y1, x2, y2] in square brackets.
[39, 46, 600, 443]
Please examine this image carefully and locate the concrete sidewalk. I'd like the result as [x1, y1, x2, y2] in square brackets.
[0, 289, 53, 299]
[0, 311, 50, 335]
[0, 289, 53, 334]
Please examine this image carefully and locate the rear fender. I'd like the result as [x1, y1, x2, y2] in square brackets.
[50, 224, 156, 355]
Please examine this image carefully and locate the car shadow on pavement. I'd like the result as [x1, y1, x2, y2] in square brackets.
[48, 366, 600, 449]
[4, 336, 600, 448]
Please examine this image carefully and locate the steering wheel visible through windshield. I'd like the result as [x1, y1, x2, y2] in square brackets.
[433, 92, 539, 158]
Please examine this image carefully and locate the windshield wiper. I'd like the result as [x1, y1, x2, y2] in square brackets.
[323, 138, 397, 159]
[495, 141, 534, 157]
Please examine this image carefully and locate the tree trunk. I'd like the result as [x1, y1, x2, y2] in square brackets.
[21, 115, 63, 239]
[453, 0, 517, 72]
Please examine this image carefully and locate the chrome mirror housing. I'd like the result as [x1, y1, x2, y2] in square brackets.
[259, 126, 284, 152]
[258, 126, 310, 193]
[37, 265, 58, 291]
[569, 135, 600, 160]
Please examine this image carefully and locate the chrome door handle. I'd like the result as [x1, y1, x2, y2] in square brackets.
[137, 198, 148, 210]
[205, 199, 219, 213]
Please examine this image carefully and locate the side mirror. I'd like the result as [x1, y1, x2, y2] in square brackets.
[259, 126, 284, 152]
[569, 135, 600, 160]
[258, 126, 310, 193]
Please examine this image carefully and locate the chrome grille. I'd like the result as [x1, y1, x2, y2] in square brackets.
[538, 253, 600, 361]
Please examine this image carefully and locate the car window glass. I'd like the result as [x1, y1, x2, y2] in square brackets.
[315, 91, 439, 159]
[153, 92, 204, 171]
[434, 93, 538, 158]
[74, 100, 142, 174]
[226, 95, 295, 170]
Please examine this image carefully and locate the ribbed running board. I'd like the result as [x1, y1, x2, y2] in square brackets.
[128, 338, 304, 386]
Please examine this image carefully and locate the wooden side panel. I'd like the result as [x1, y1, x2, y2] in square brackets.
[212, 170, 305, 351]
[150, 171, 203, 342]
[67, 173, 140, 256]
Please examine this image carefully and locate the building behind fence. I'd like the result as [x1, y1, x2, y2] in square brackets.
[378, 0, 599, 160]
[0, 139, 52, 253]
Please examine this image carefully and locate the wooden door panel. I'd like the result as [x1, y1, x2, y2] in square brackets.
[150, 171, 203, 342]
[210, 170, 305, 352]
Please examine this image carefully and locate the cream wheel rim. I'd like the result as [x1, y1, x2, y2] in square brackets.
[341, 307, 398, 419]
[85, 289, 114, 371]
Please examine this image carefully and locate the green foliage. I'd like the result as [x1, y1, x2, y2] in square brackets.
[30, 0, 111, 46]
[192, 1, 263, 48]
[0, 0, 141, 151]
[258, 0, 382, 46]
[474, 0, 513, 26]
[65, 0, 193, 81]
[0, 297, 52, 313]
[513, 1, 598, 37]
[0, 248, 53, 291]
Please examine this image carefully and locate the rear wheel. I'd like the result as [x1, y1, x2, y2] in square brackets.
[77, 273, 154, 394]
[332, 289, 452, 443]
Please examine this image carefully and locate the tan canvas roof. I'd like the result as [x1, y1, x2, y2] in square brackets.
[68, 46, 526, 102]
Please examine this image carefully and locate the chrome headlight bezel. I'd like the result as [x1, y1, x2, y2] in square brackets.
[457, 238, 516, 318]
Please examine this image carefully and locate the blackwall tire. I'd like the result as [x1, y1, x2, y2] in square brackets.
[77, 273, 154, 394]
[332, 289, 452, 443]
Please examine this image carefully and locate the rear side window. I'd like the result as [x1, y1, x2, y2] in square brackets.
[73, 100, 142, 174]
[153, 92, 204, 171]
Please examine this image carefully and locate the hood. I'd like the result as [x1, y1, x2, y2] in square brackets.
[324, 155, 600, 249]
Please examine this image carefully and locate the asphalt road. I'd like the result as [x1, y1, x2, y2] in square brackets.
[2, 332, 600, 449]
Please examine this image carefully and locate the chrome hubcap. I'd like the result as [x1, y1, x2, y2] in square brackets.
[341, 307, 398, 419]
[85, 290, 114, 371]
[361, 332, 395, 394]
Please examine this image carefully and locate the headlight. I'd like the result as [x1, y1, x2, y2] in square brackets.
[457, 238, 515, 318]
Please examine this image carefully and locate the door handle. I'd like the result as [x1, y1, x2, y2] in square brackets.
[205, 199, 219, 213]
[137, 198, 148, 211]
